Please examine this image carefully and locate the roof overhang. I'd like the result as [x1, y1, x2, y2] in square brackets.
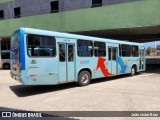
[73, 25, 160, 43]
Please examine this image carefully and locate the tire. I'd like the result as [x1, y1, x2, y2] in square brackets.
[130, 66, 136, 76]
[3, 63, 10, 69]
[78, 71, 91, 86]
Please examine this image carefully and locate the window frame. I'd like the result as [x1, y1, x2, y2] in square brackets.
[26, 34, 56, 58]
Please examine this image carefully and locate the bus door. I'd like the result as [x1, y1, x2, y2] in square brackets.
[58, 43, 75, 83]
[108, 47, 118, 75]
[140, 47, 145, 70]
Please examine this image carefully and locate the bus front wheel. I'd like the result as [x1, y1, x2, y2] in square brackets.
[78, 71, 91, 86]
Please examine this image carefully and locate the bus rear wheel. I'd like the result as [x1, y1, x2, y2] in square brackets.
[130, 66, 136, 76]
[78, 71, 91, 86]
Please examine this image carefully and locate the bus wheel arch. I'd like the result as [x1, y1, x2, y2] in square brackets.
[77, 68, 92, 86]
[130, 64, 137, 76]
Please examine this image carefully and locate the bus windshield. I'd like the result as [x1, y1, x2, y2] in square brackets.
[10, 30, 20, 74]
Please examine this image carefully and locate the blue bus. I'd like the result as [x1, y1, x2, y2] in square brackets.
[10, 28, 145, 86]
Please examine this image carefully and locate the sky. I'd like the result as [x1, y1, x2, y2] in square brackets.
[144, 41, 160, 48]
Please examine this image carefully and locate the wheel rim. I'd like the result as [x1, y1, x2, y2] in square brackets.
[132, 68, 135, 75]
[81, 73, 89, 84]
[4, 65, 8, 69]
[4, 64, 9, 69]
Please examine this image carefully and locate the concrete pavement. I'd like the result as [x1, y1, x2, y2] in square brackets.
[0, 67, 160, 119]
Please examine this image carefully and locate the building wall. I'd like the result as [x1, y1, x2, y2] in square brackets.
[0, 0, 13, 3]
[0, 0, 160, 37]
[0, 0, 141, 19]
[0, 0, 54, 19]
[60, 0, 92, 11]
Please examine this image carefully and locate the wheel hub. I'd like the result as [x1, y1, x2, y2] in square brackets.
[81, 73, 88, 83]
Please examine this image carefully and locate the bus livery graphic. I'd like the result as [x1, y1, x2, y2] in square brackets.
[118, 57, 127, 74]
[30, 59, 37, 64]
[96, 57, 110, 77]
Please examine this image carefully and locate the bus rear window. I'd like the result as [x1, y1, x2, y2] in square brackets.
[1, 53, 10, 59]
[27, 35, 56, 57]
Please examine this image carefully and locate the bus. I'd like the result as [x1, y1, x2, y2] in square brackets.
[10, 28, 145, 86]
[0, 50, 11, 69]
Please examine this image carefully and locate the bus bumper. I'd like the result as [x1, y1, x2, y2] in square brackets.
[10, 72, 20, 82]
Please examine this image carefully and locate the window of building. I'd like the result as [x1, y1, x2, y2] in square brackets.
[0, 10, 4, 19]
[94, 41, 106, 57]
[27, 35, 56, 57]
[132, 45, 139, 57]
[77, 40, 93, 57]
[92, 0, 102, 7]
[14, 7, 21, 18]
[50, 1, 59, 13]
[120, 44, 131, 57]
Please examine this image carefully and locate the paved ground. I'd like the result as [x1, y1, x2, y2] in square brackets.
[0, 65, 160, 120]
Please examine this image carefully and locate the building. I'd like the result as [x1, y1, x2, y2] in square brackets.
[0, 0, 160, 51]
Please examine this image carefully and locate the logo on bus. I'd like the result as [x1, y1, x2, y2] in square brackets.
[30, 59, 37, 64]
[80, 60, 89, 64]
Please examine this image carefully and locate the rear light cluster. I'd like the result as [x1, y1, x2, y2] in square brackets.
[11, 63, 21, 72]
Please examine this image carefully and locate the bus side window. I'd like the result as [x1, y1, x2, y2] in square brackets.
[77, 40, 93, 57]
[27, 35, 56, 57]
[94, 41, 106, 57]
[121, 44, 131, 57]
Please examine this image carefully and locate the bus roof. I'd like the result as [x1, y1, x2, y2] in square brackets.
[18, 28, 143, 46]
